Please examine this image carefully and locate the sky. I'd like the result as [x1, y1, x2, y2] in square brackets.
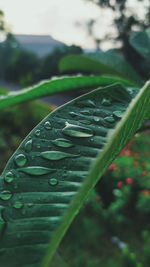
[0, 0, 102, 49]
[0, 0, 146, 49]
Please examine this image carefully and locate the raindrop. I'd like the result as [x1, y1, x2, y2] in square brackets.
[77, 100, 95, 108]
[20, 166, 56, 176]
[4, 171, 14, 183]
[0, 190, 12, 201]
[102, 98, 112, 106]
[44, 121, 52, 130]
[36, 144, 41, 149]
[63, 123, 93, 138]
[79, 120, 91, 125]
[113, 110, 123, 119]
[49, 178, 58, 186]
[35, 129, 41, 137]
[41, 151, 79, 161]
[27, 203, 34, 207]
[93, 117, 100, 122]
[13, 202, 23, 209]
[69, 112, 78, 117]
[15, 154, 27, 167]
[52, 138, 74, 148]
[80, 110, 90, 116]
[24, 139, 33, 152]
[104, 116, 115, 123]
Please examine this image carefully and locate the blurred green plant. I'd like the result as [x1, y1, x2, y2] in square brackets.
[0, 26, 150, 267]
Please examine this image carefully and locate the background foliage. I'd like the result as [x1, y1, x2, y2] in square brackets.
[1, 3, 150, 266]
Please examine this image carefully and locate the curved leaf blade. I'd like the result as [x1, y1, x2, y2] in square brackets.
[59, 53, 143, 86]
[0, 75, 135, 109]
[0, 82, 149, 267]
[130, 30, 150, 59]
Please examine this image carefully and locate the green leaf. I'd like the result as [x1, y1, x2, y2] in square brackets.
[0, 81, 150, 267]
[130, 29, 150, 59]
[59, 51, 143, 86]
[0, 75, 135, 109]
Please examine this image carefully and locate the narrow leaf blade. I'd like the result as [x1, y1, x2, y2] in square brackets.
[0, 75, 135, 109]
[0, 81, 149, 267]
[59, 53, 143, 86]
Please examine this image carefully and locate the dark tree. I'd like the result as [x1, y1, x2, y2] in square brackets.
[85, 0, 150, 70]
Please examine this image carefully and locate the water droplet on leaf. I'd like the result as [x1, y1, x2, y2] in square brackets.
[15, 154, 27, 167]
[13, 202, 23, 209]
[27, 203, 34, 207]
[77, 100, 95, 108]
[0, 191, 12, 201]
[79, 120, 91, 125]
[20, 166, 56, 176]
[52, 138, 74, 148]
[25, 139, 33, 152]
[49, 178, 58, 186]
[35, 129, 41, 137]
[80, 110, 90, 116]
[4, 171, 14, 183]
[44, 121, 52, 130]
[41, 151, 79, 161]
[63, 123, 93, 138]
[93, 117, 100, 122]
[104, 116, 115, 123]
[69, 112, 78, 117]
[102, 98, 111, 106]
[113, 110, 123, 118]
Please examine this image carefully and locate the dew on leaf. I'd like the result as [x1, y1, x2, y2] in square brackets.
[13, 202, 23, 209]
[24, 139, 33, 152]
[69, 112, 78, 117]
[49, 178, 58, 186]
[80, 110, 90, 116]
[63, 123, 93, 138]
[0, 190, 12, 201]
[20, 166, 56, 176]
[79, 120, 91, 125]
[44, 121, 52, 130]
[4, 171, 14, 183]
[52, 138, 74, 148]
[27, 203, 34, 207]
[41, 151, 79, 161]
[15, 154, 27, 167]
[113, 110, 123, 118]
[104, 116, 115, 123]
[93, 117, 100, 122]
[77, 100, 95, 108]
[102, 98, 112, 106]
[35, 129, 41, 137]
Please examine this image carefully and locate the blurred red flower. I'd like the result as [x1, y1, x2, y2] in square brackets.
[117, 181, 124, 188]
[126, 177, 134, 184]
[142, 190, 150, 196]
[142, 170, 147, 176]
[108, 164, 117, 170]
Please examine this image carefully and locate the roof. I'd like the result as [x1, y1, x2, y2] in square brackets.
[14, 34, 65, 57]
